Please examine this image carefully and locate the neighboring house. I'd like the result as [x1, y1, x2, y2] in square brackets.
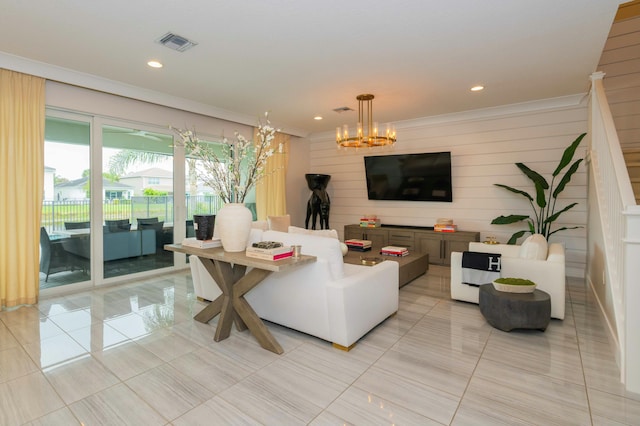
[43, 166, 55, 201]
[120, 168, 173, 195]
[55, 177, 134, 200]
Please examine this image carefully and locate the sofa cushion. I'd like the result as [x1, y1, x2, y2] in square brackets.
[267, 215, 290, 232]
[105, 219, 131, 232]
[263, 230, 344, 279]
[137, 217, 159, 227]
[252, 220, 269, 231]
[519, 234, 548, 260]
[287, 225, 339, 240]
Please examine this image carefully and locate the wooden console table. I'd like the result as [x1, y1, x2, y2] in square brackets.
[165, 244, 316, 354]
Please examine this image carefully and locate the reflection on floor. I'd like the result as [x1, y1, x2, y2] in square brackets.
[6, 266, 640, 424]
[40, 250, 175, 289]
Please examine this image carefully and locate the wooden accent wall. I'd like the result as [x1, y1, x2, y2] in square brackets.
[599, 15, 640, 150]
[615, 0, 640, 22]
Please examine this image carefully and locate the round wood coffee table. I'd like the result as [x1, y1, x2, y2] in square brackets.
[479, 284, 551, 331]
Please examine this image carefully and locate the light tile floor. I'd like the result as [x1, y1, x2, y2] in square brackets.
[2, 266, 640, 425]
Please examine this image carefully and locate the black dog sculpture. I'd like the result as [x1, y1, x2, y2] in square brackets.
[305, 174, 331, 230]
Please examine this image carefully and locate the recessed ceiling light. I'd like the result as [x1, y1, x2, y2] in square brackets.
[470, 85, 484, 92]
[147, 60, 163, 68]
[314, 116, 323, 120]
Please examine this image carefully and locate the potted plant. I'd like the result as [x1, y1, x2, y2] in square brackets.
[491, 133, 585, 244]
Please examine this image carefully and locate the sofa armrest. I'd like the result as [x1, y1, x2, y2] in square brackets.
[189, 255, 222, 302]
[327, 261, 399, 347]
[500, 255, 565, 319]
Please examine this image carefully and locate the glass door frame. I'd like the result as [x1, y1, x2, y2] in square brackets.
[41, 108, 189, 295]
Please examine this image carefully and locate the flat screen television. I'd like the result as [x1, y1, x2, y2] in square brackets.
[364, 152, 452, 202]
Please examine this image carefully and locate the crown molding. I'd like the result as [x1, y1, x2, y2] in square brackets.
[0, 51, 309, 137]
[308, 93, 588, 140]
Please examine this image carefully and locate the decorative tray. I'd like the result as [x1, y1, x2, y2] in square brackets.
[360, 256, 384, 266]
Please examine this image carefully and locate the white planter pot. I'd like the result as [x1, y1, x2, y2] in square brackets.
[216, 203, 253, 252]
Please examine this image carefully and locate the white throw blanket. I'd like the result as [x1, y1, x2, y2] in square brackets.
[461, 251, 501, 287]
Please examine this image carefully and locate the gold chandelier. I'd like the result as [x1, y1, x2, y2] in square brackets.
[336, 94, 396, 148]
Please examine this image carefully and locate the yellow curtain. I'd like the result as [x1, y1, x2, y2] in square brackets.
[0, 69, 45, 309]
[256, 130, 289, 220]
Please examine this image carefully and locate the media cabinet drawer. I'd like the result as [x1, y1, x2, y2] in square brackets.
[388, 230, 415, 249]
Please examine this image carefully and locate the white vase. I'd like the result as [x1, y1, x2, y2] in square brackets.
[216, 203, 253, 252]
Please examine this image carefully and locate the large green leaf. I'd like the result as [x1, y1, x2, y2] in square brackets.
[548, 225, 582, 238]
[507, 230, 528, 245]
[516, 163, 548, 207]
[553, 133, 585, 176]
[544, 202, 578, 224]
[494, 184, 533, 201]
[516, 163, 549, 189]
[552, 159, 583, 198]
[491, 215, 530, 224]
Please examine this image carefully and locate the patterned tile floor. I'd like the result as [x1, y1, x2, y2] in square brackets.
[2, 266, 639, 425]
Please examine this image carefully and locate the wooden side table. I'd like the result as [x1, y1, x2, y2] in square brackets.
[479, 284, 551, 332]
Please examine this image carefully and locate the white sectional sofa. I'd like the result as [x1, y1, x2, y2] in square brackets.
[189, 228, 399, 349]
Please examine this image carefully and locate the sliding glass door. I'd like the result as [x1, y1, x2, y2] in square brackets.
[40, 112, 181, 289]
[101, 124, 175, 279]
[40, 114, 92, 289]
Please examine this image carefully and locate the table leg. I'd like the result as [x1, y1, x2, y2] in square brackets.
[233, 269, 283, 354]
[193, 256, 284, 354]
[193, 258, 227, 324]
[193, 295, 223, 323]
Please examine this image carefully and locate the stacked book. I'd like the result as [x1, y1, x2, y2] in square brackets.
[380, 246, 409, 257]
[245, 241, 293, 261]
[359, 216, 381, 227]
[182, 237, 222, 249]
[434, 224, 457, 232]
[434, 218, 457, 232]
[345, 239, 372, 252]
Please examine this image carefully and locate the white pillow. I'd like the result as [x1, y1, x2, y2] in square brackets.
[519, 234, 548, 260]
[287, 225, 339, 240]
[263, 230, 344, 279]
[267, 215, 291, 232]
[252, 220, 269, 231]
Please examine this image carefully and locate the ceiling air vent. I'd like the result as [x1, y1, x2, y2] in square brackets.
[333, 106, 354, 113]
[156, 32, 198, 52]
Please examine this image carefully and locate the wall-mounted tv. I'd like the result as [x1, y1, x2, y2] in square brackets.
[364, 152, 452, 202]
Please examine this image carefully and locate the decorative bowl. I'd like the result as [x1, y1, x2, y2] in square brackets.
[360, 256, 383, 266]
[492, 278, 536, 293]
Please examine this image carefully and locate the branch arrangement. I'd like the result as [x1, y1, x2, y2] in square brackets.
[172, 113, 278, 204]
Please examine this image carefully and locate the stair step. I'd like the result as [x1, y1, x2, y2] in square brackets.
[623, 149, 640, 162]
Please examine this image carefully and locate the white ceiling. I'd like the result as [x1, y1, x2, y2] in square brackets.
[0, 0, 623, 137]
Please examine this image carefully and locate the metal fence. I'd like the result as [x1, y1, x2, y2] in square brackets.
[42, 195, 225, 232]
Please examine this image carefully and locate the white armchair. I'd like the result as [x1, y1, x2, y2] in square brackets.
[450, 239, 565, 320]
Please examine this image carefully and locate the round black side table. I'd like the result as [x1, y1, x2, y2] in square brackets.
[479, 284, 551, 332]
